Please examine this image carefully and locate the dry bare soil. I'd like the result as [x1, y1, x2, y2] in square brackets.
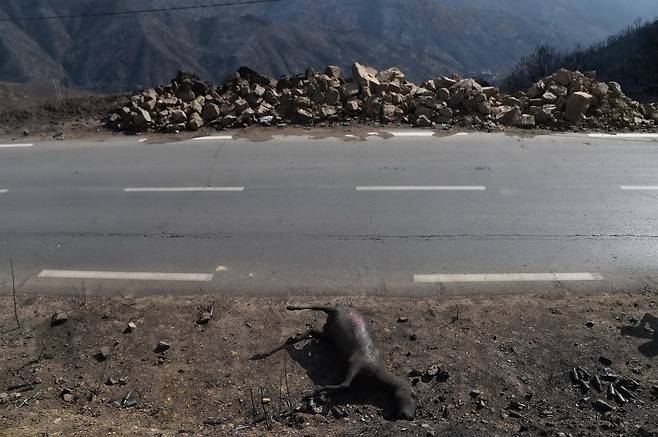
[1, 289, 657, 436]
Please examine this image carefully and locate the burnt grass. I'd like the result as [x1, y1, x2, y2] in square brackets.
[1, 290, 657, 436]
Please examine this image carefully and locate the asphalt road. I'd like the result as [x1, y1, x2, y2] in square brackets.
[2, 130, 658, 296]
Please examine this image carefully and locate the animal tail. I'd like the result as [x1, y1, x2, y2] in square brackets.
[286, 305, 336, 314]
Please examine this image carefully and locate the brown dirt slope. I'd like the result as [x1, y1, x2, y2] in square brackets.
[1, 290, 657, 436]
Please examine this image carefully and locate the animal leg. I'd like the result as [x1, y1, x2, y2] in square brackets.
[313, 362, 362, 395]
[249, 329, 323, 360]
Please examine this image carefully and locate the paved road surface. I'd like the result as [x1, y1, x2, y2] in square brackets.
[1, 130, 658, 296]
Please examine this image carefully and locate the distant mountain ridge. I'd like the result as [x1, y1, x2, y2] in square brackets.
[0, 0, 656, 92]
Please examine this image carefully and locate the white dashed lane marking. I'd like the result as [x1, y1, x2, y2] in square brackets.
[0, 143, 33, 148]
[192, 136, 234, 141]
[588, 133, 658, 139]
[386, 131, 435, 137]
[413, 272, 603, 283]
[620, 186, 658, 191]
[38, 270, 214, 282]
[356, 186, 486, 191]
[124, 187, 245, 192]
[0, 189, 7, 193]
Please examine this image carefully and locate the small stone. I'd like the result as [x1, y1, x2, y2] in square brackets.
[0, 392, 9, 404]
[154, 341, 171, 353]
[62, 393, 74, 402]
[577, 379, 590, 393]
[593, 399, 614, 413]
[123, 322, 137, 334]
[592, 375, 602, 392]
[469, 389, 481, 398]
[618, 377, 640, 390]
[106, 377, 119, 386]
[426, 364, 440, 377]
[96, 346, 111, 361]
[584, 321, 595, 328]
[599, 356, 613, 366]
[312, 415, 328, 423]
[397, 316, 408, 323]
[51, 312, 68, 327]
[415, 114, 433, 127]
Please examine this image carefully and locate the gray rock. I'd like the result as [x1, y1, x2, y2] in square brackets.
[554, 68, 573, 87]
[132, 108, 152, 130]
[499, 106, 521, 125]
[171, 109, 187, 123]
[481, 87, 497, 99]
[187, 113, 204, 131]
[541, 91, 558, 104]
[608, 81, 623, 96]
[155, 341, 171, 353]
[593, 399, 614, 413]
[352, 63, 380, 92]
[591, 82, 609, 101]
[436, 88, 451, 102]
[177, 89, 195, 102]
[220, 115, 238, 128]
[325, 65, 342, 78]
[233, 98, 249, 113]
[548, 84, 568, 98]
[527, 81, 546, 99]
[345, 100, 360, 112]
[201, 103, 221, 122]
[96, 346, 111, 361]
[325, 87, 341, 105]
[515, 114, 536, 129]
[123, 322, 137, 334]
[564, 92, 593, 123]
[341, 82, 360, 99]
[415, 115, 433, 127]
[376, 67, 405, 83]
[51, 312, 69, 327]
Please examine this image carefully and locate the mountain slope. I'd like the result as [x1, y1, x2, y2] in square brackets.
[0, 0, 655, 92]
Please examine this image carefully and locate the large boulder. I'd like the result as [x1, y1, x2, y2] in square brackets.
[325, 87, 341, 105]
[237, 66, 276, 87]
[591, 82, 609, 101]
[376, 67, 405, 83]
[171, 109, 187, 123]
[527, 81, 546, 99]
[352, 63, 380, 92]
[554, 69, 573, 87]
[564, 92, 594, 123]
[325, 65, 342, 79]
[187, 113, 204, 131]
[608, 81, 624, 97]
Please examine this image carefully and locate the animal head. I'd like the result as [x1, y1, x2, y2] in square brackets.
[394, 386, 417, 420]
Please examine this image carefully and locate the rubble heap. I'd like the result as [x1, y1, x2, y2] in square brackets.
[106, 64, 658, 133]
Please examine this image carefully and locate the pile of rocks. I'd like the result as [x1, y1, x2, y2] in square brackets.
[106, 64, 658, 133]
[521, 68, 657, 130]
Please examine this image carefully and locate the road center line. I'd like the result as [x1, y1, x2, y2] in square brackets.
[620, 186, 658, 191]
[38, 269, 214, 282]
[356, 186, 486, 191]
[0, 143, 33, 148]
[192, 135, 233, 141]
[124, 187, 245, 192]
[414, 272, 603, 283]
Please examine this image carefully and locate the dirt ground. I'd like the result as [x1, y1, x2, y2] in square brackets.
[1, 289, 657, 437]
